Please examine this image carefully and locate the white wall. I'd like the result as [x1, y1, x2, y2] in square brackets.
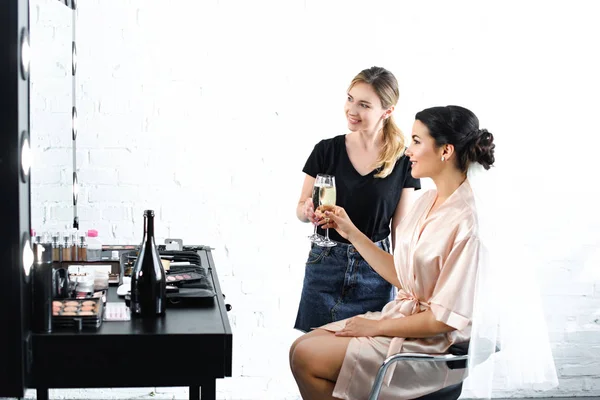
[27, 0, 600, 399]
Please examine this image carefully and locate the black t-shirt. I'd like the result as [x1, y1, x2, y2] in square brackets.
[303, 134, 421, 244]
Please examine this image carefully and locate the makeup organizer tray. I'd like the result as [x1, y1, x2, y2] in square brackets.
[121, 248, 217, 308]
[52, 297, 104, 330]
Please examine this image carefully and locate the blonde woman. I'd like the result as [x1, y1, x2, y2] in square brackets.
[294, 66, 420, 333]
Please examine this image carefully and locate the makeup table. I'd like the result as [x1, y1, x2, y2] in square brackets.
[30, 248, 232, 400]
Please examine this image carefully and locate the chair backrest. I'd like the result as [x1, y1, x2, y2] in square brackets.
[446, 341, 469, 370]
[446, 339, 500, 370]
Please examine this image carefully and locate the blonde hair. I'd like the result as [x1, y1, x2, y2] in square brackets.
[349, 66, 405, 178]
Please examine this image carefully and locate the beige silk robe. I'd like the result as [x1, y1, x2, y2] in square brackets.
[320, 180, 481, 400]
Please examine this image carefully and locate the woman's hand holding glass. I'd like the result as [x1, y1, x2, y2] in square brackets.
[304, 197, 322, 244]
[318, 205, 360, 242]
[303, 197, 320, 223]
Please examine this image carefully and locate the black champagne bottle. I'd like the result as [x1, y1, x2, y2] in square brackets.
[130, 210, 166, 316]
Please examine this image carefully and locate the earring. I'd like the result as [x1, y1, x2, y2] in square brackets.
[441, 156, 445, 162]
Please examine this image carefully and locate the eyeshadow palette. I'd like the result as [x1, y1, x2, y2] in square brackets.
[51, 298, 104, 330]
[165, 271, 203, 286]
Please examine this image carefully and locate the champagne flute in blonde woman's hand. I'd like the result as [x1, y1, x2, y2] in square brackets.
[317, 175, 337, 247]
[308, 175, 326, 244]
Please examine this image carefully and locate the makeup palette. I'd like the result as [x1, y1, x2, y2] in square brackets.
[165, 271, 203, 286]
[51, 298, 104, 330]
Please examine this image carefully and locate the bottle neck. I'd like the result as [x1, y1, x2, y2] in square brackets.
[145, 214, 155, 240]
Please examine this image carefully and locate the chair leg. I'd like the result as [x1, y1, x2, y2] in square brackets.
[368, 361, 393, 400]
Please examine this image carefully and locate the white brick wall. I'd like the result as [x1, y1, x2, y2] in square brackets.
[27, 0, 600, 399]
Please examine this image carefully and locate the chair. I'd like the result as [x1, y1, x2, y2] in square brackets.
[368, 341, 470, 400]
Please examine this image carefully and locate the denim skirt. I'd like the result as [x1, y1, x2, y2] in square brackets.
[294, 237, 395, 332]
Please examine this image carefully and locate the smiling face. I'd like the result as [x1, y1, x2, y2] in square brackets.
[405, 119, 445, 179]
[344, 82, 391, 134]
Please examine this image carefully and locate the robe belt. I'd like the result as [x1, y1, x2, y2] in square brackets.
[382, 289, 430, 386]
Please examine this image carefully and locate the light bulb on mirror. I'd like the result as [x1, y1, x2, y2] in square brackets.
[73, 172, 79, 205]
[72, 42, 77, 75]
[20, 131, 32, 182]
[20, 28, 30, 80]
[72, 106, 78, 140]
[22, 237, 33, 278]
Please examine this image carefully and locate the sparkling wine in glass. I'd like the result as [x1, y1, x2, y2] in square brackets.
[317, 175, 337, 247]
[308, 175, 325, 244]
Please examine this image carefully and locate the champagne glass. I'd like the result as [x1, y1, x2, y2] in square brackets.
[308, 175, 326, 244]
[316, 175, 337, 247]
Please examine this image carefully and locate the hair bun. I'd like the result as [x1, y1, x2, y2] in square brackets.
[470, 129, 495, 170]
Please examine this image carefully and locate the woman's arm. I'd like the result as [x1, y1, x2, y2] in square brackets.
[347, 231, 400, 288]
[296, 174, 316, 223]
[390, 188, 419, 251]
[323, 207, 400, 288]
[334, 309, 455, 338]
[377, 309, 455, 337]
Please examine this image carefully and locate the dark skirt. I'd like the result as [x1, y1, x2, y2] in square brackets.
[294, 237, 394, 332]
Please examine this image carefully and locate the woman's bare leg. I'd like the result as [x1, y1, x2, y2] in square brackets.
[290, 328, 352, 400]
[289, 328, 332, 369]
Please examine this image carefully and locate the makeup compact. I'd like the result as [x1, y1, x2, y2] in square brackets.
[51, 298, 104, 330]
[165, 271, 203, 286]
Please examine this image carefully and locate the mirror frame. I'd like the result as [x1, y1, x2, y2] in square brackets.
[69, 0, 79, 229]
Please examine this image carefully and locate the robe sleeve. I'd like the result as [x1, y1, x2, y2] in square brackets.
[429, 235, 480, 330]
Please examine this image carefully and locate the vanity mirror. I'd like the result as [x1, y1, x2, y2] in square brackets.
[0, 0, 77, 396]
[30, 0, 79, 234]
